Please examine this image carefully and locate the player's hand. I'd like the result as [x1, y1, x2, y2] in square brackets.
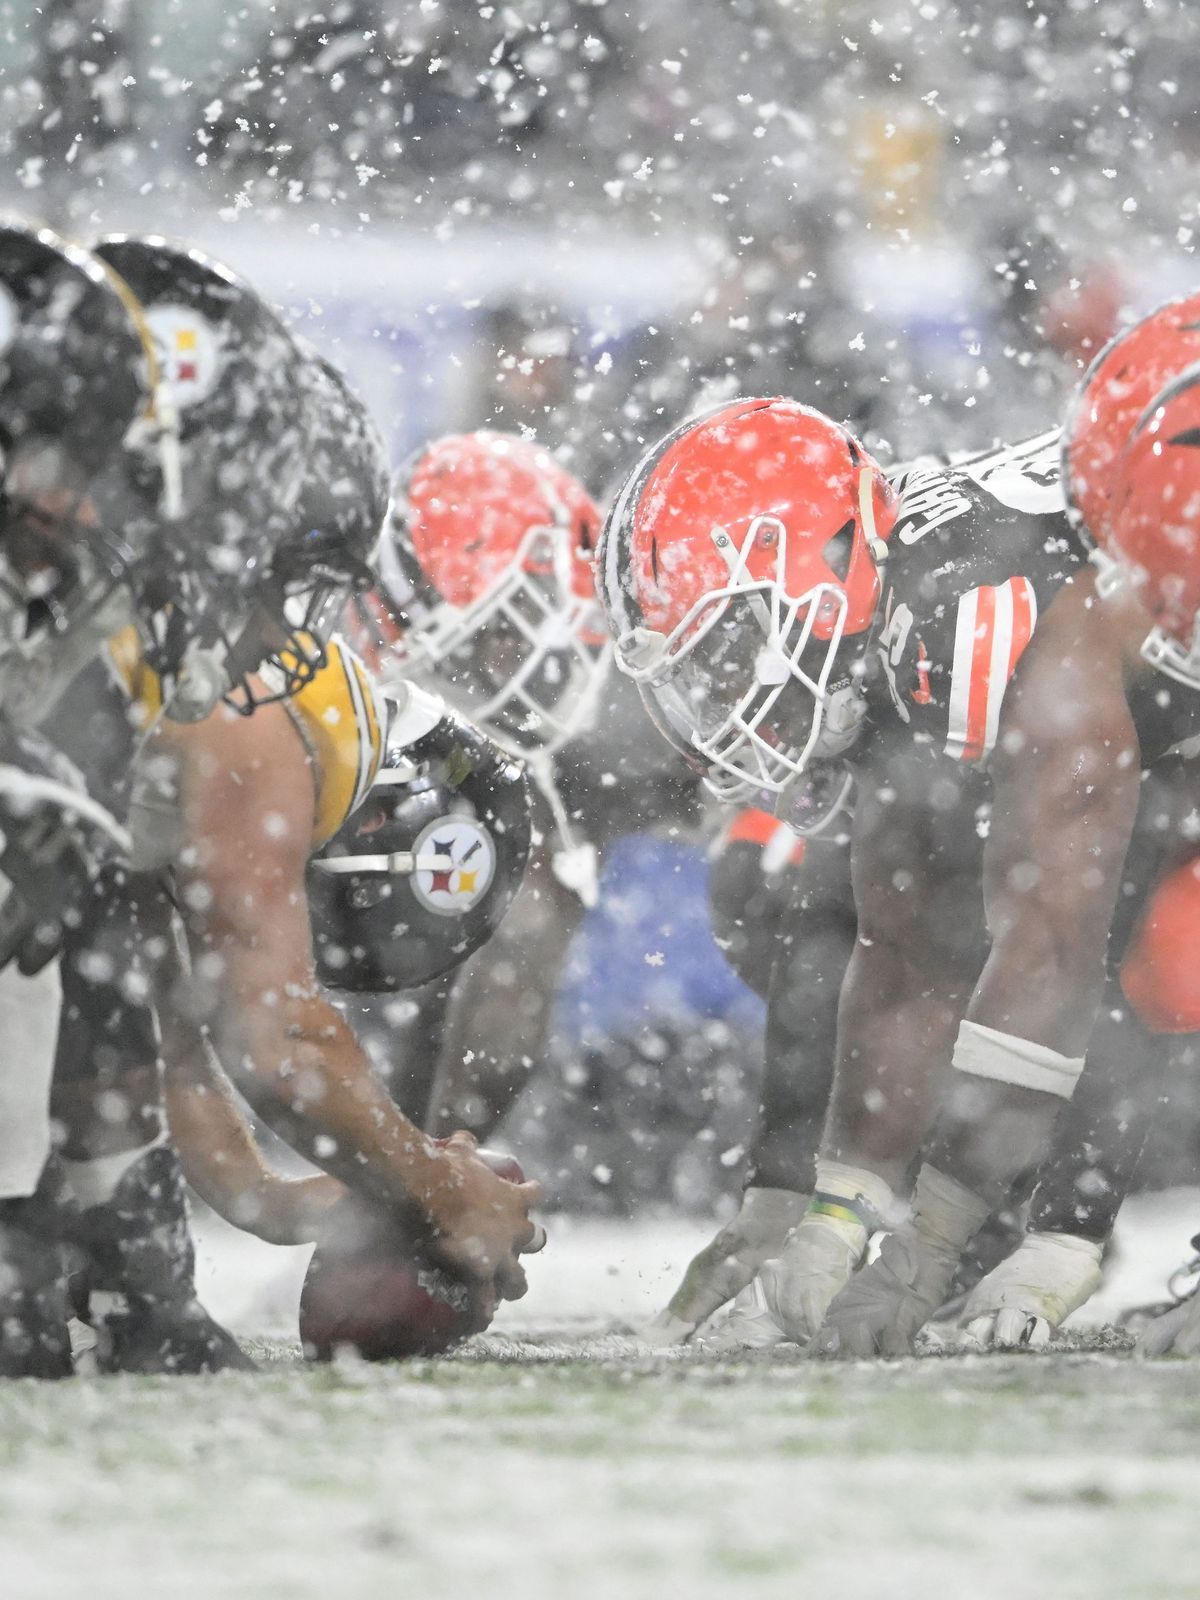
[420, 1131, 544, 1302]
[813, 1164, 988, 1359]
[641, 1186, 810, 1345]
[704, 1211, 866, 1350]
[810, 1224, 962, 1358]
[1136, 1292, 1200, 1358]
[961, 1231, 1104, 1350]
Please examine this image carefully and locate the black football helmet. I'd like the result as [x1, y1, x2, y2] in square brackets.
[0, 222, 148, 472]
[308, 689, 532, 991]
[234, 346, 391, 713]
[92, 233, 317, 714]
[0, 222, 159, 722]
[95, 236, 389, 720]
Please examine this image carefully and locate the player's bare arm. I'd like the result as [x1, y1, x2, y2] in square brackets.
[928, 574, 1146, 1205]
[162, 1003, 345, 1247]
[161, 699, 542, 1300]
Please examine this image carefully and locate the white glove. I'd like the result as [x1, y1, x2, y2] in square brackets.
[1136, 1293, 1200, 1358]
[812, 1164, 988, 1359]
[641, 1186, 810, 1346]
[962, 1231, 1104, 1350]
[703, 1160, 894, 1350]
[706, 1216, 864, 1350]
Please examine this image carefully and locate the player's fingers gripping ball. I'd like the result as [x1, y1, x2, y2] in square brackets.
[299, 1149, 536, 1361]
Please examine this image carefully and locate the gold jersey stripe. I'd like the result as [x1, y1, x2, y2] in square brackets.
[289, 635, 385, 846]
[106, 629, 384, 848]
[346, 645, 384, 815]
[107, 624, 163, 725]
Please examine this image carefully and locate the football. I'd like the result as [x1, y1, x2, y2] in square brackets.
[299, 1149, 527, 1361]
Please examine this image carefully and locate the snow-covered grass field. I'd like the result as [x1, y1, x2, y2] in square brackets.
[4, 1196, 1200, 1600]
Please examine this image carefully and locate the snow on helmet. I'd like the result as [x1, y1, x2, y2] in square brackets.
[233, 349, 391, 715]
[308, 690, 531, 990]
[1097, 363, 1200, 689]
[95, 234, 391, 719]
[93, 233, 311, 712]
[0, 221, 160, 722]
[1063, 288, 1200, 539]
[598, 397, 896, 800]
[94, 232, 308, 539]
[361, 430, 607, 754]
[0, 221, 150, 474]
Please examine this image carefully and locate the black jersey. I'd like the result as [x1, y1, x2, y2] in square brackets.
[863, 428, 1086, 766]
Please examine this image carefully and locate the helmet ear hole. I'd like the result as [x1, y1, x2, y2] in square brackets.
[308, 707, 533, 990]
[822, 519, 855, 581]
[355, 807, 390, 837]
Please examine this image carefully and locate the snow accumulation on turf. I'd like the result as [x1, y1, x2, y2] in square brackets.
[3, 1194, 1199, 1600]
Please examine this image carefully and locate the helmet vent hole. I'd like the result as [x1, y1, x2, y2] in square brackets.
[822, 519, 855, 581]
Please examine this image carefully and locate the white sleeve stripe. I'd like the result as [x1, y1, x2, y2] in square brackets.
[983, 579, 1016, 759]
[944, 586, 979, 760]
[761, 821, 799, 874]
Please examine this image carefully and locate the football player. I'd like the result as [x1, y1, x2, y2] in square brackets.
[597, 377, 1200, 1356]
[0, 231, 542, 1375]
[156, 695, 532, 1248]
[808, 296, 1200, 1358]
[661, 767, 1198, 1349]
[0, 220, 180, 1377]
[352, 430, 702, 1144]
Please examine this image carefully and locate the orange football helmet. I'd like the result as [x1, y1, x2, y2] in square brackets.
[598, 398, 896, 798]
[1063, 288, 1200, 538]
[357, 431, 606, 753]
[1097, 363, 1200, 688]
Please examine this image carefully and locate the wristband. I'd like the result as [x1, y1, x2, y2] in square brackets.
[807, 1157, 894, 1237]
[953, 1019, 1085, 1099]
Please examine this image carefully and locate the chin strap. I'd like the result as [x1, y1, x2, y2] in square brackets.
[527, 749, 599, 909]
[859, 466, 890, 567]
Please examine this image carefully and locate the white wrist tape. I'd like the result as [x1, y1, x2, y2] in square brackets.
[953, 1019, 1085, 1100]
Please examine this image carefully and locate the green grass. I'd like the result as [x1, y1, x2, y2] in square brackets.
[2, 1335, 1198, 1600]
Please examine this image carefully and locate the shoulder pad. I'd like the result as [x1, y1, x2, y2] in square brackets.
[385, 680, 447, 749]
[951, 429, 1065, 516]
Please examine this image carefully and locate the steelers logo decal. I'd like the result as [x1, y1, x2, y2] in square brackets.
[411, 815, 496, 917]
[145, 303, 219, 410]
[0, 283, 17, 359]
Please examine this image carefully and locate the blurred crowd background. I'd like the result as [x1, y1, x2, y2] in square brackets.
[1, 0, 1199, 1211]
[3, 0, 1199, 474]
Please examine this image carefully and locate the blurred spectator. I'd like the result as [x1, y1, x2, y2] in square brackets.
[1039, 262, 1130, 371]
